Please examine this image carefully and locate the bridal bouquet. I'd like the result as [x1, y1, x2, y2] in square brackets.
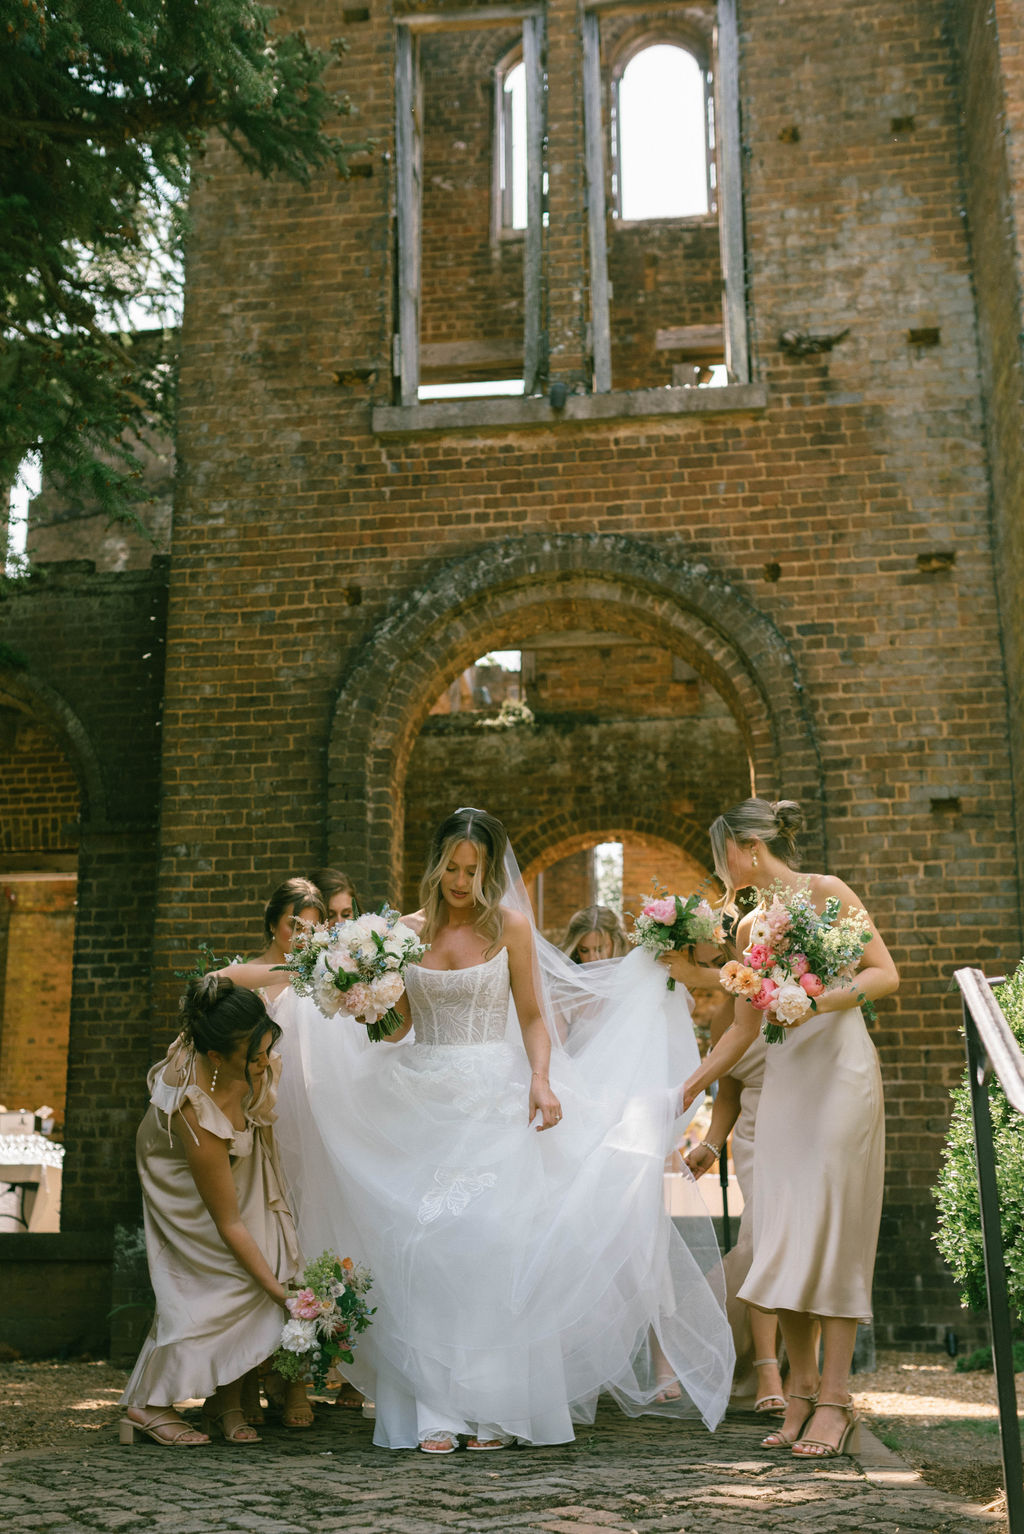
[272, 1250, 375, 1392]
[719, 882, 875, 1043]
[629, 889, 726, 990]
[280, 907, 427, 1040]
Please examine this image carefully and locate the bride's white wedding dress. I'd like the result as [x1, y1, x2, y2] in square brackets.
[283, 940, 734, 1449]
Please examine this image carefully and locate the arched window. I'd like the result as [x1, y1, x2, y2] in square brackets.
[497, 57, 527, 230]
[612, 42, 714, 221]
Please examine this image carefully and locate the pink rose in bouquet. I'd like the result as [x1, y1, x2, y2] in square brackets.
[629, 886, 723, 990]
[643, 896, 679, 925]
[286, 1287, 321, 1321]
[720, 882, 875, 1043]
[749, 978, 778, 1011]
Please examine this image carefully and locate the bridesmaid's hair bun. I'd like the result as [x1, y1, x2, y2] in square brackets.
[708, 795, 803, 894]
[771, 800, 803, 839]
[196, 971, 224, 1007]
[179, 973, 279, 1061]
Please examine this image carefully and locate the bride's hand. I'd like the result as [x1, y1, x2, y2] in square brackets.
[529, 1076, 562, 1131]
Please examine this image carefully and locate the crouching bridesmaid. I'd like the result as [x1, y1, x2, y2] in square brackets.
[119, 974, 299, 1446]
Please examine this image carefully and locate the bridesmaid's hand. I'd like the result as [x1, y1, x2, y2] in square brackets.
[658, 950, 722, 990]
[529, 1076, 562, 1131]
[683, 1142, 717, 1178]
[678, 1073, 704, 1114]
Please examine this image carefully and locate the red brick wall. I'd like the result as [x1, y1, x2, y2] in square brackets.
[0, 0, 1012, 1347]
[952, 0, 1024, 902]
[420, 27, 524, 367]
[0, 711, 80, 854]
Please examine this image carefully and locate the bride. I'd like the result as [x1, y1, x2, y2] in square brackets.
[286, 807, 735, 1451]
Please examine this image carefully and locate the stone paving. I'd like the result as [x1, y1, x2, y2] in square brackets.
[0, 1400, 1002, 1534]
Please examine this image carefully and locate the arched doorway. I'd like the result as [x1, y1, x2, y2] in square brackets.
[327, 533, 823, 900]
[0, 672, 102, 1232]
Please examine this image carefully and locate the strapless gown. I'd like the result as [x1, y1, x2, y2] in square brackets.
[294, 946, 735, 1448]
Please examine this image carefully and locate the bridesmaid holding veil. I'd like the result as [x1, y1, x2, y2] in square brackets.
[295, 807, 734, 1452]
[682, 798, 899, 1459]
[119, 977, 297, 1446]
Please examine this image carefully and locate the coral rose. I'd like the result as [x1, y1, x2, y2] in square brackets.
[799, 972, 825, 997]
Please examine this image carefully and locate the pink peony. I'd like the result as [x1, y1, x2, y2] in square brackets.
[643, 897, 678, 925]
[799, 972, 824, 997]
[749, 979, 778, 1011]
[789, 952, 810, 978]
[287, 1287, 321, 1321]
[343, 982, 373, 1018]
[745, 943, 771, 969]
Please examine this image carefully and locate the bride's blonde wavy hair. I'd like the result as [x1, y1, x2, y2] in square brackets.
[419, 808, 509, 955]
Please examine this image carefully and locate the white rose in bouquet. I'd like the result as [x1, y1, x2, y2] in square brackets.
[773, 982, 813, 1026]
[279, 1318, 317, 1354]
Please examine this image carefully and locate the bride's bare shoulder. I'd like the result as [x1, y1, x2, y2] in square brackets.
[500, 906, 532, 945]
[402, 908, 427, 936]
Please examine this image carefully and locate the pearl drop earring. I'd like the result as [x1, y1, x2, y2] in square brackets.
[210, 1065, 219, 1092]
[751, 852, 759, 867]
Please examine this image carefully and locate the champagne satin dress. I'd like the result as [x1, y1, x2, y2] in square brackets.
[121, 1037, 300, 1407]
[739, 1005, 884, 1322]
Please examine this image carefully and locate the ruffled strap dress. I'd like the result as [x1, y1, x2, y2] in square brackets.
[120, 1036, 300, 1406]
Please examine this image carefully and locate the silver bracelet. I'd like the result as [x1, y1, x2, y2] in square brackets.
[698, 1139, 722, 1159]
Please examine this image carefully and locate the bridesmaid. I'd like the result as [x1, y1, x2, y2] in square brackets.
[681, 798, 899, 1459]
[561, 905, 629, 963]
[307, 866, 360, 924]
[120, 975, 298, 1446]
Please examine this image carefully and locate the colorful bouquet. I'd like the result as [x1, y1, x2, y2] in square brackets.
[280, 907, 427, 1040]
[719, 882, 875, 1043]
[272, 1250, 375, 1393]
[629, 889, 726, 990]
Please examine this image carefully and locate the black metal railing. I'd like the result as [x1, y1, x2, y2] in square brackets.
[954, 967, 1024, 1532]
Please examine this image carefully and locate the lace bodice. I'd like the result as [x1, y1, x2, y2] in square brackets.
[405, 947, 511, 1046]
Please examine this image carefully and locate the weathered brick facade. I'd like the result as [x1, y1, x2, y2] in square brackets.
[2, 0, 1023, 1352]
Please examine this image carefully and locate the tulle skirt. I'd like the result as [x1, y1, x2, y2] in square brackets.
[282, 950, 735, 1447]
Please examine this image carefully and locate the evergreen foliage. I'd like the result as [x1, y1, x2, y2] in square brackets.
[933, 957, 1024, 1320]
[1, 0, 363, 532]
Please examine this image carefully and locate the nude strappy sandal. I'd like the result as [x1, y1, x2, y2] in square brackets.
[792, 1397, 859, 1458]
[752, 1357, 786, 1414]
[761, 1390, 817, 1448]
[119, 1410, 209, 1446]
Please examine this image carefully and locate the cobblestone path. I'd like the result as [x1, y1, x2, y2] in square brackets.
[0, 1401, 1001, 1534]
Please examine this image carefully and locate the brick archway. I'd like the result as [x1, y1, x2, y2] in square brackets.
[517, 814, 713, 885]
[327, 533, 823, 897]
[0, 669, 107, 826]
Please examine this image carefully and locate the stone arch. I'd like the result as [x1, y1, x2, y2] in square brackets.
[0, 667, 107, 827]
[327, 533, 823, 897]
[517, 814, 713, 886]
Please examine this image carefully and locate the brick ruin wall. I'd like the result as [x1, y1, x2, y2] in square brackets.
[1, 0, 1022, 1349]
